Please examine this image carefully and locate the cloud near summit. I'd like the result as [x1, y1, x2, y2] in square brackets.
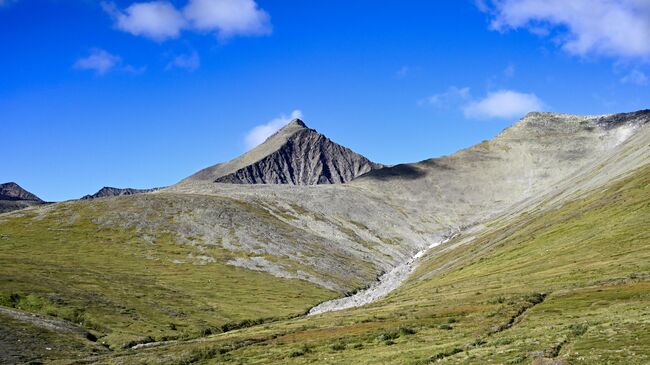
[102, 0, 271, 42]
[463, 90, 544, 120]
[422, 88, 544, 120]
[245, 110, 303, 150]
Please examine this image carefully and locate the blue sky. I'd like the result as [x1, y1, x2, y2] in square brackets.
[1, 0, 649, 201]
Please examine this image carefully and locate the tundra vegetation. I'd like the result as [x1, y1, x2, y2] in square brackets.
[0, 111, 649, 364]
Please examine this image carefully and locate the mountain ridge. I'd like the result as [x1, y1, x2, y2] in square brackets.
[0, 182, 47, 214]
[183, 119, 384, 185]
[81, 186, 161, 200]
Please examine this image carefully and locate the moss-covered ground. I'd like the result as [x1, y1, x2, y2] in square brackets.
[79, 163, 650, 365]
[0, 200, 336, 353]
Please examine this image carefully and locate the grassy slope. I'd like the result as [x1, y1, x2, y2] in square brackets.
[95, 163, 650, 365]
[0, 199, 336, 354]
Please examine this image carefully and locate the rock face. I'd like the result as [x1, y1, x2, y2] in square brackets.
[183, 119, 383, 185]
[0, 182, 42, 202]
[81, 187, 160, 200]
[0, 182, 45, 213]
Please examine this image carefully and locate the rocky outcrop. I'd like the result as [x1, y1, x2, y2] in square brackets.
[0, 182, 42, 202]
[81, 186, 161, 200]
[184, 119, 383, 185]
[0, 182, 46, 213]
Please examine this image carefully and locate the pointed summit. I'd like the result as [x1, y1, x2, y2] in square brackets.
[0, 182, 46, 214]
[288, 118, 307, 128]
[0, 182, 43, 202]
[183, 119, 383, 185]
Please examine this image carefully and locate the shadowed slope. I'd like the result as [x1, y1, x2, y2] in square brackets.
[183, 119, 383, 185]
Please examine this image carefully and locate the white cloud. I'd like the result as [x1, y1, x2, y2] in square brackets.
[245, 110, 302, 150]
[481, 0, 650, 59]
[463, 90, 544, 119]
[396, 66, 410, 79]
[73, 49, 121, 75]
[420, 86, 471, 107]
[102, 1, 186, 42]
[166, 51, 200, 71]
[102, 0, 270, 42]
[621, 69, 648, 86]
[184, 0, 271, 39]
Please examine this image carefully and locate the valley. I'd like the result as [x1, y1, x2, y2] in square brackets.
[0, 110, 648, 364]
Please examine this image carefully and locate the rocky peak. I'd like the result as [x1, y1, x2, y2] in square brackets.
[288, 118, 307, 128]
[0, 182, 43, 202]
[182, 119, 383, 185]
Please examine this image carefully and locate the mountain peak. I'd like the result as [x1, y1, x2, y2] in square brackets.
[287, 118, 307, 128]
[0, 182, 43, 202]
[182, 119, 383, 185]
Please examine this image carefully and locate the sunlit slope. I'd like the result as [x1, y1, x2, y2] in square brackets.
[102, 162, 650, 365]
[355, 110, 650, 228]
[0, 197, 337, 352]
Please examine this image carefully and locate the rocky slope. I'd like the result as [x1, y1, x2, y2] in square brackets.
[183, 119, 383, 185]
[0, 182, 45, 213]
[172, 110, 650, 292]
[81, 186, 161, 200]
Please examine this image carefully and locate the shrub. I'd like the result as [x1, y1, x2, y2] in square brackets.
[399, 326, 417, 336]
[438, 324, 453, 330]
[431, 347, 463, 360]
[569, 323, 589, 337]
[525, 293, 546, 305]
[492, 337, 513, 346]
[290, 345, 311, 357]
[331, 342, 346, 351]
[377, 330, 400, 341]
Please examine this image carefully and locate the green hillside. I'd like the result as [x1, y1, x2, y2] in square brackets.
[0, 198, 336, 359]
[91, 163, 650, 365]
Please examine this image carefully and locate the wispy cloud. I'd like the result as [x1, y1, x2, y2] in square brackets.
[422, 87, 544, 120]
[479, 0, 650, 59]
[166, 51, 200, 71]
[419, 86, 471, 107]
[244, 110, 302, 150]
[102, 0, 271, 42]
[620, 69, 648, 86]
[395, 66, 410, 79]
[74, 49, 144, 75]
[73, 49, 122, 75]
[101, 1, 186, 42]
[463, 90, 544, 120]
[184, 0, 271, 39]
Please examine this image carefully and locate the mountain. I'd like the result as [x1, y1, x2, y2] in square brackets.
[0, 182, 46, 213]
[0, 110, 648, 363]
[183, 119, 383, 185]
[0, 182, 42, 202]
[81, 186, 161, 200]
